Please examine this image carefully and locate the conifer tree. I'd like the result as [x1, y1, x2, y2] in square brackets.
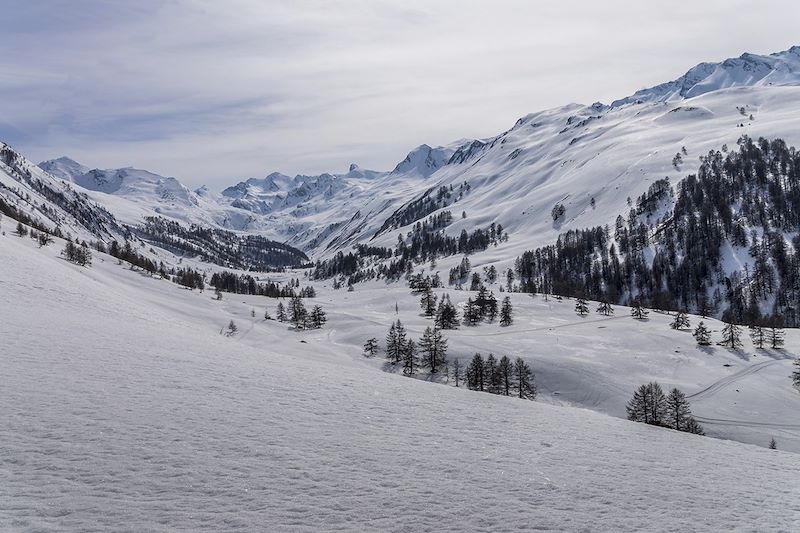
[435, 294, 459, 329]
[499, 296, 513, 326]
[484, 354, 500, 394]
[402, 339, 418, 376]
[310, 305, 327, 328]
[575, 298, 589, 316]
[769, 437, 777, 449]
[665, 388, 694, 431]
[513, 357, 536, 400]
[693, 321, 712, 345]
[420, 287, 437, 317]
[671, 311, 691, 330]
[467, 353, 485, 391]
[749, 325, 766, 349]
[769, 326, 785, 349]
[386, 323, 399, 364]
[419, 326, 447, 374]
[276, 302, 287, 322]
[792, 358, 800, 388]
[363, 338, 378, 358]
[289, 297, 307, 329]
[597, 301, 614, 316]
[626, 382, 666, 425]
[498, 355, 513, 396]
[720, 322, 743, 349]
[631, 302, 649, 320]
[395, 320, 408, 364]
[451, 358, 462, 387]
[463, 298, 480, 326]
[485, 291, 498, 322]
[683, 417, 705, 435]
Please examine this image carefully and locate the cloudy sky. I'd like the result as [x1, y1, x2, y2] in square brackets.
[0, 0, 798, 188]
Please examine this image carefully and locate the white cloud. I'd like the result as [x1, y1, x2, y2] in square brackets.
[0, 0, 798, 187]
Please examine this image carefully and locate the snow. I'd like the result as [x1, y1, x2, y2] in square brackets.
[2, 233, 800, 531]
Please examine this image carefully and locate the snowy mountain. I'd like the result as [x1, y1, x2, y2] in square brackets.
[612, 45, 800, 106]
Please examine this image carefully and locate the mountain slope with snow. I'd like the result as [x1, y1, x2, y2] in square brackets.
[2, 231, 799, 531]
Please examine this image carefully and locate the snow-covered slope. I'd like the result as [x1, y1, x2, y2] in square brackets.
[2, 231, 799, 531]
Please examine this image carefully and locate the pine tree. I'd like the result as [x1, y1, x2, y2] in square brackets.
[386, 323, 399, 364]
[626, 382, 666, 425]
[226, 320, 238, 336]
[670, 311, 690, 330]
[665, 388, 693, 431]
[463, 298, 480, 326]
[289, 297, 307, 329]
[485, 292, 498, 322]
[631, 302, 649, 320]
[792, 358, 800, 388]
[693, 321, 712, 345]
[435, 294, 459, 329]
[575, 298, 589, 316]
[16, 221, 27, 237]
[451, 358, 462, 387]
[395, 320, 408, 364]
[769, 437, 777, 449]
[768, 326, 785, 349]
[310, 305, 327, 328]
[513, 357, 536, 400]
[420, 287, 437, 317]
[499, 296, 513, 326]
[749, 325, 766, 349]
[484, 354, 500, 394]
[419, 326, 448, 374]
[683, 417, 705, 435]
[498, 355, 513, 396]
[402, 339, 418, 376]
[467, 353, 485, 391]
[597, 301, 614, 316]
[363, 338, 378, 358]
[276, 302, 287, 322]
[720, 322, 743, 349]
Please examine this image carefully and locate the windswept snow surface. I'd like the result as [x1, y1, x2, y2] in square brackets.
[2, 234, 800, 531]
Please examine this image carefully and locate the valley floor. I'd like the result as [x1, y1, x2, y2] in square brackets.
[2, 234, 800, 531]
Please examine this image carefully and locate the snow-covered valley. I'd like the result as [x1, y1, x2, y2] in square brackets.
[2, 230, 799, 531]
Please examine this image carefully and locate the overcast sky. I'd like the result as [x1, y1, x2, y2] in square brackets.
[0, 0, 798, 188]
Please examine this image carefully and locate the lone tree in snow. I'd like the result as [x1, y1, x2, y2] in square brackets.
[719, 322, 743, 349]
[514, 357, 536, 400]
[597, 301, 614, 316]
[363, 338, 378, 358]
[419, 326, 447, 374]
[499, 296, 513, 326]
[575, 297, 589, 316]
[769, 437, 777, 450]
[626, 381, 667, 425]
[670, 311, 691, 330]
[225, 320, 238, 336]
[630, 302, 649, 320]
[693, 321, 712, 346]
[792, 358, 800, 389]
